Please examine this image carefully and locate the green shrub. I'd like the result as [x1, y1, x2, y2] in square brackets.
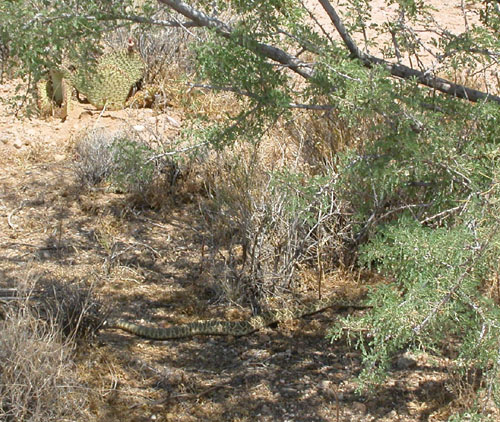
[328, 98, 500, 404]
[109, 137, 156, 195]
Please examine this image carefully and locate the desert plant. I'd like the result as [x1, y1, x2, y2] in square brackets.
[109, 136, 157, 194]
[200, 144, 353, 306]
[74, 128, 184, 206]
[161, 1, 500, 414]
[0, 300, 94, 422]
[74, 129, 116, 186]
[33, 279, 105, 340]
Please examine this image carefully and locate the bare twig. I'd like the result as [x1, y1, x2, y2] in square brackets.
[420, 204, 464, 225]
[144, 141, 208, 163]
[7, 202, 24, 230]
[298, 0, 335, 46]
[24, 11, 200, 29]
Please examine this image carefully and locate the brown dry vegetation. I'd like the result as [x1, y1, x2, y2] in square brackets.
[1, 3, 498, 421]
[0, 80, 483, 422]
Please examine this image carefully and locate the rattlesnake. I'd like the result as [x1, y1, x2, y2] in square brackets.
[107, 295, 357, 340]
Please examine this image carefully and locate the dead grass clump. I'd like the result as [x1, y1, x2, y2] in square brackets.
[33, 279, 105, 340]
[135, 23, 199, 82]
[0, 303, 95, 422]
[74, 128, 115, 186]
[437, 367, 500, 421]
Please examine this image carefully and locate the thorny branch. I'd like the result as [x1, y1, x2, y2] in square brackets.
[316, 0, 500, 104]
[152, 0, 500, 104]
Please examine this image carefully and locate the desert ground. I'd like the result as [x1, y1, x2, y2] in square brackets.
[0, 1, 497, 421]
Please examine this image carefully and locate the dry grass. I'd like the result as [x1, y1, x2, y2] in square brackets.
[188, 99, 357, 307]
[74, 128, 116, 186]
[0, 295, 96, 422]
[32, 279, 105, 340]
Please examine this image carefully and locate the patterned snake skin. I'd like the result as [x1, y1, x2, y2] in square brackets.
[107, 295, 355, 340]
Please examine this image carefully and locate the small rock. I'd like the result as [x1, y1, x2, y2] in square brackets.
[0, 133, 10, 144]
[319, 380, 331, 391]
[13, 139, 23, 149]
[166, 115, 181, 127]
[78, 111, 92, 120]
[332, 362, 345, 370]
[395, 352, 417, 369]
[133, 124, 145, 132]
[352, 401, 367, 414]
[54, 154, 65, 162]
[259, 333, 271, 342]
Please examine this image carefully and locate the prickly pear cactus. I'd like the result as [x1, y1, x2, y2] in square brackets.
[37, 40, 145, 117]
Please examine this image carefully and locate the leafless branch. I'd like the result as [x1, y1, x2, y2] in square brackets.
[101, 13, 200, 28]
[145, 141, 208, 163]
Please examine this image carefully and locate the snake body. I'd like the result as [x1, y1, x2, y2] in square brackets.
[108, 296, 353, 340]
